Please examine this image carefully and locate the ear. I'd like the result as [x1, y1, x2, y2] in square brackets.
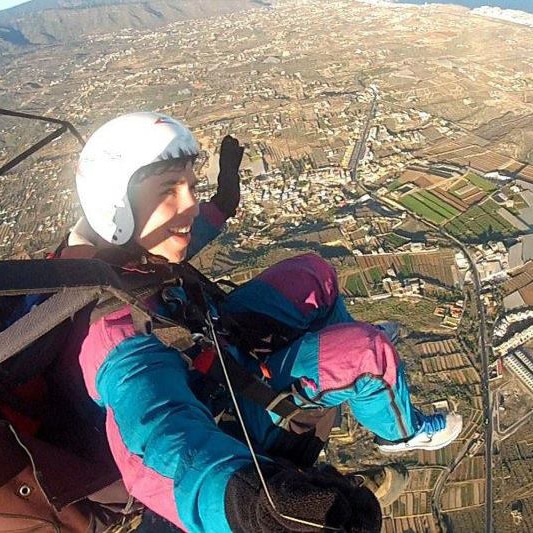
[111, 196, 136, 244]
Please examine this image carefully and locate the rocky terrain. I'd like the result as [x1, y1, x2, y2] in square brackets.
[0, 0, 272, 53]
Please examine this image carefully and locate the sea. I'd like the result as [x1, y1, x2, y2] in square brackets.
[398, 1, 533, 15]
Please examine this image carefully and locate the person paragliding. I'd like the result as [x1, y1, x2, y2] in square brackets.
[1, 111, 463, 532]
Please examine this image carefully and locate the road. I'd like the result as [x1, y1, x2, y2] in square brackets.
[348, 91, 493, 531]
[442, 230, 493, 533]
[350, 90, 377, 182]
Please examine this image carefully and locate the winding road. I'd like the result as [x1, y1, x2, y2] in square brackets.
[440, 230, 494, 533]
[376, 202, 494, 533]
[348, 90, 493, 531]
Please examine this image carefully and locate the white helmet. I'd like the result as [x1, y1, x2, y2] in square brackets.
[76, 112, 199, 245]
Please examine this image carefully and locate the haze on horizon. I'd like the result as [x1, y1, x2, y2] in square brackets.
[0, 0, 31, 11]
[398, 0, 533, 14]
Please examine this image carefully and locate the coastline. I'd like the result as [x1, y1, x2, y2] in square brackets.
[357, 1, 533, 28]
[472, 6, 533, 28]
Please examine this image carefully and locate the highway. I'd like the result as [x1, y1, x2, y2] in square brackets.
[381, 203, 494, 532]
[349, 91, 493, 531]
[350, 89, 377, 182]
[441, 230, 493, 533]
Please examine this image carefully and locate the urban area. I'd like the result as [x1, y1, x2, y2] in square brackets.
[2, 0, 533, 531]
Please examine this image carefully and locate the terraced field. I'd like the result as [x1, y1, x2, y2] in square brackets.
[399, 189, 460, 225]
[354, 249, 457, 287]
[444, 199, 517, 241]
[464, 171, 498, 193]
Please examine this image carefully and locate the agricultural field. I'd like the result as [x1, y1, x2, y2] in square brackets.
[444, 198, 518, 242]
[354, 250, 457, 287]
[381, 232, 410, 251]
[369, 266, 382, 285]
[346, 297, 445, 332]
[399, 189, 460, 225]
[450, 178, 488, 206]
[396, 170, 497, 229]
[464, 171, 498, 193]
[344, 272, 368, 297]
[399, 194, 446, 225]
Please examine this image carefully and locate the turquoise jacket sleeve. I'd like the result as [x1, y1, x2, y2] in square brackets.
[94, 334, 258, 532]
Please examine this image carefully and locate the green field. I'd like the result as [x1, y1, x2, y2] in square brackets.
[399, 190, 460, 225]
[464, 172, 497, 193]
[345, 273, 368, 297]
[369, 267, 382, 285]
[417, 190, 461, 218]
[444, 199, 516, 241]
[383, 233, 410, 249]
[400, 195, 447, 224]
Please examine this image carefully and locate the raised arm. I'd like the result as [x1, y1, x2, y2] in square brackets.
[188, 136, 244, 258]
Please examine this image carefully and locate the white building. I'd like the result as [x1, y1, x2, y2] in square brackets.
[505, 350, 533, 392]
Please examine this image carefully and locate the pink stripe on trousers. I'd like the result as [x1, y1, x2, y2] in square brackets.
[318, 322, 400, 391]
[105, 408, 185, 530]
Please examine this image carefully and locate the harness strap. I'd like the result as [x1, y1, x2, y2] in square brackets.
[89, 284, 162, 325]
[0, 287, 102, 365]
[0, 257, 309, 425]
[265, 391, 293, 413]
[205, 349, 304, 420]
[0, 258, 184, 363]
[0, 259, 132, 296]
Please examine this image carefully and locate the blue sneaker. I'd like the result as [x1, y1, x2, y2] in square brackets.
[377, 411, 463, 453]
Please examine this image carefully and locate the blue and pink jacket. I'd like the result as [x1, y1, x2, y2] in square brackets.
[71, 202, 418, 532]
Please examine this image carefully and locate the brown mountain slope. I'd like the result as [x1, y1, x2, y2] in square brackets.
[0, 0, 272, 51]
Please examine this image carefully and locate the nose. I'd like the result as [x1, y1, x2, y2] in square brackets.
[178, 180, 199, 218]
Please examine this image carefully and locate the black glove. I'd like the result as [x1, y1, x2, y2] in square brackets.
[211, 135, 244, 217]
[225, 463, 382, 532]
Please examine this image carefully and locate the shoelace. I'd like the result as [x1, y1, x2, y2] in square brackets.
[420, 413, 446, 436]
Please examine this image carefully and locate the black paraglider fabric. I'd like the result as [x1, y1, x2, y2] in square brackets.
[225, 463, 382, 532]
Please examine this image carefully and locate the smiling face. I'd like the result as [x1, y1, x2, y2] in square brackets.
[129, 160, 199, 263]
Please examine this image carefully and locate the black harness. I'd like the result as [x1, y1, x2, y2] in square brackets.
[0, 258, 309, 423]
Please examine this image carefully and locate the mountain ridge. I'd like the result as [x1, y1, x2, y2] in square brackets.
[0, 0, 271, 52]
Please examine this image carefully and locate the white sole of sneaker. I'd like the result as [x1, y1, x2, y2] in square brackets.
[377, 416, 463, 454]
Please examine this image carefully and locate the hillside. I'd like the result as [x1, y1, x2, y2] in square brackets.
[0, 0, 271, 51]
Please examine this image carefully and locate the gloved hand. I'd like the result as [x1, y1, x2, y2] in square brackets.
[225, 463, 382, 532]
[211, 135, 244, 217]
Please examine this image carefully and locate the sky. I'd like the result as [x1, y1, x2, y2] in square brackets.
[0, 0, 32, 11]
[1, 0, 532, 14]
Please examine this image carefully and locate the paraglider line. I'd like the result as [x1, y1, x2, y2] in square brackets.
[205, 310, 342, 532]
